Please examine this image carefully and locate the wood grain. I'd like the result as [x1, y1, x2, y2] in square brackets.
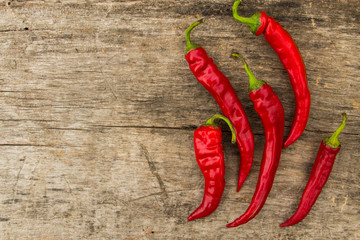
[0, 0, 359, 239]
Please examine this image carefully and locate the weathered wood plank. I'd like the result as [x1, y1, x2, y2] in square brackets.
[0, 0, 359, 239]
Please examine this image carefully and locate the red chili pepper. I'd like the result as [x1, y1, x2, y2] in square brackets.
[227, 53, 285, 227]
[280, 113, 347, 227]
[185, 19, 255, 192]
[188, 114, 236, 221]
[232, 0, 311, 149]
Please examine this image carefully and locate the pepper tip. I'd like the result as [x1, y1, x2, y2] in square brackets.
[279, 221, 294, 227]
[236, 183, 242, 192]
[283, 140, 290, 149]
[226, 222, 237, 228]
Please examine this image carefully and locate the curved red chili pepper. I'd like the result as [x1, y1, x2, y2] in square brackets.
[185, 20, 255, 192]
[232, 0, 311, 149]
[188, 114, 236, 221]
[281, 113, 347, 227]
[227, 53, 285, 227]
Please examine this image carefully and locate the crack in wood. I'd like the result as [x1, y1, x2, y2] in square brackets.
[12, 157, 26, 204]
[95, 124, 197, 131]
[140, 144, 170, 214]
[0, 29, 29, 33]
[46, 127, 91, 131]
[0, 144, 55, 147]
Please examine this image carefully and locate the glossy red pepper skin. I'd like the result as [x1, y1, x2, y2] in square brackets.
[257, 12, 310, 148]
[185, 48, 254, 192]
[227, 83, 285, 227]
[280, 113, 346, 227]
[232, 0, 310, 148]
[280, 141, 340, 227]
[188, 125, 225, 221]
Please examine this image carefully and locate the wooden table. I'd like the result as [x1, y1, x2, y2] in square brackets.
[0, 0, 359, 239]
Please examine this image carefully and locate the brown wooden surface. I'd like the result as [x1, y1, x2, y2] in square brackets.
[0, 0, 359, 239]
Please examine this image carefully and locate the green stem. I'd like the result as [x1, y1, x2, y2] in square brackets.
[324, 113, 347, 148]
[232, 0, 261, 34]
[205, 114, 236, 144]
[185, 19, 204, 54]
[231, 52, 265, 92]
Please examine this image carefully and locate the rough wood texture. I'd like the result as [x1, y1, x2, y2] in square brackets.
[0, 0, 359, 239]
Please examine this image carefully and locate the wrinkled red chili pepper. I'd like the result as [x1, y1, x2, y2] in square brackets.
[188, 114, 237, 221]
[232, 0, 311, 149]
[281, 113, 347, 227]
[227, 53, 285, 227]
[185, 19, 255, 192]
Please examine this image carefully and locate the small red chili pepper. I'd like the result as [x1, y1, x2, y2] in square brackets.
[188, 113, 237, 221]
[232, 0, 311, 149]
[185, 19, 255, 192]
[280, 113, 347, 227]
[227, 53, 285, 227]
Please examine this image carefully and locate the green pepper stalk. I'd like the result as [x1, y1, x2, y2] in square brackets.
[185, 19, 204, 54]
[231, 52, 265, 92]
[324, 113, 347, 149]
[232, 0, 262, 35]
[205, 113, 237, 144]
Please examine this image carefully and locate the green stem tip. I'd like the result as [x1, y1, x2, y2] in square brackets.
[233, 0, 261, 34]
[231, 52, 265, 92]
[324, 113, 347, 149]
[185, 19, 205, 54]
[205, 114, 236, 144]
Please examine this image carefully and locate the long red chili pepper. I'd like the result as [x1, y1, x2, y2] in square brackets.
[280, 113, 347, 227]
[232, 0, 311, 149]
[227, 53, 284, 227]
[188, 114, 237, 221]
[185, 19, 254, 192]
